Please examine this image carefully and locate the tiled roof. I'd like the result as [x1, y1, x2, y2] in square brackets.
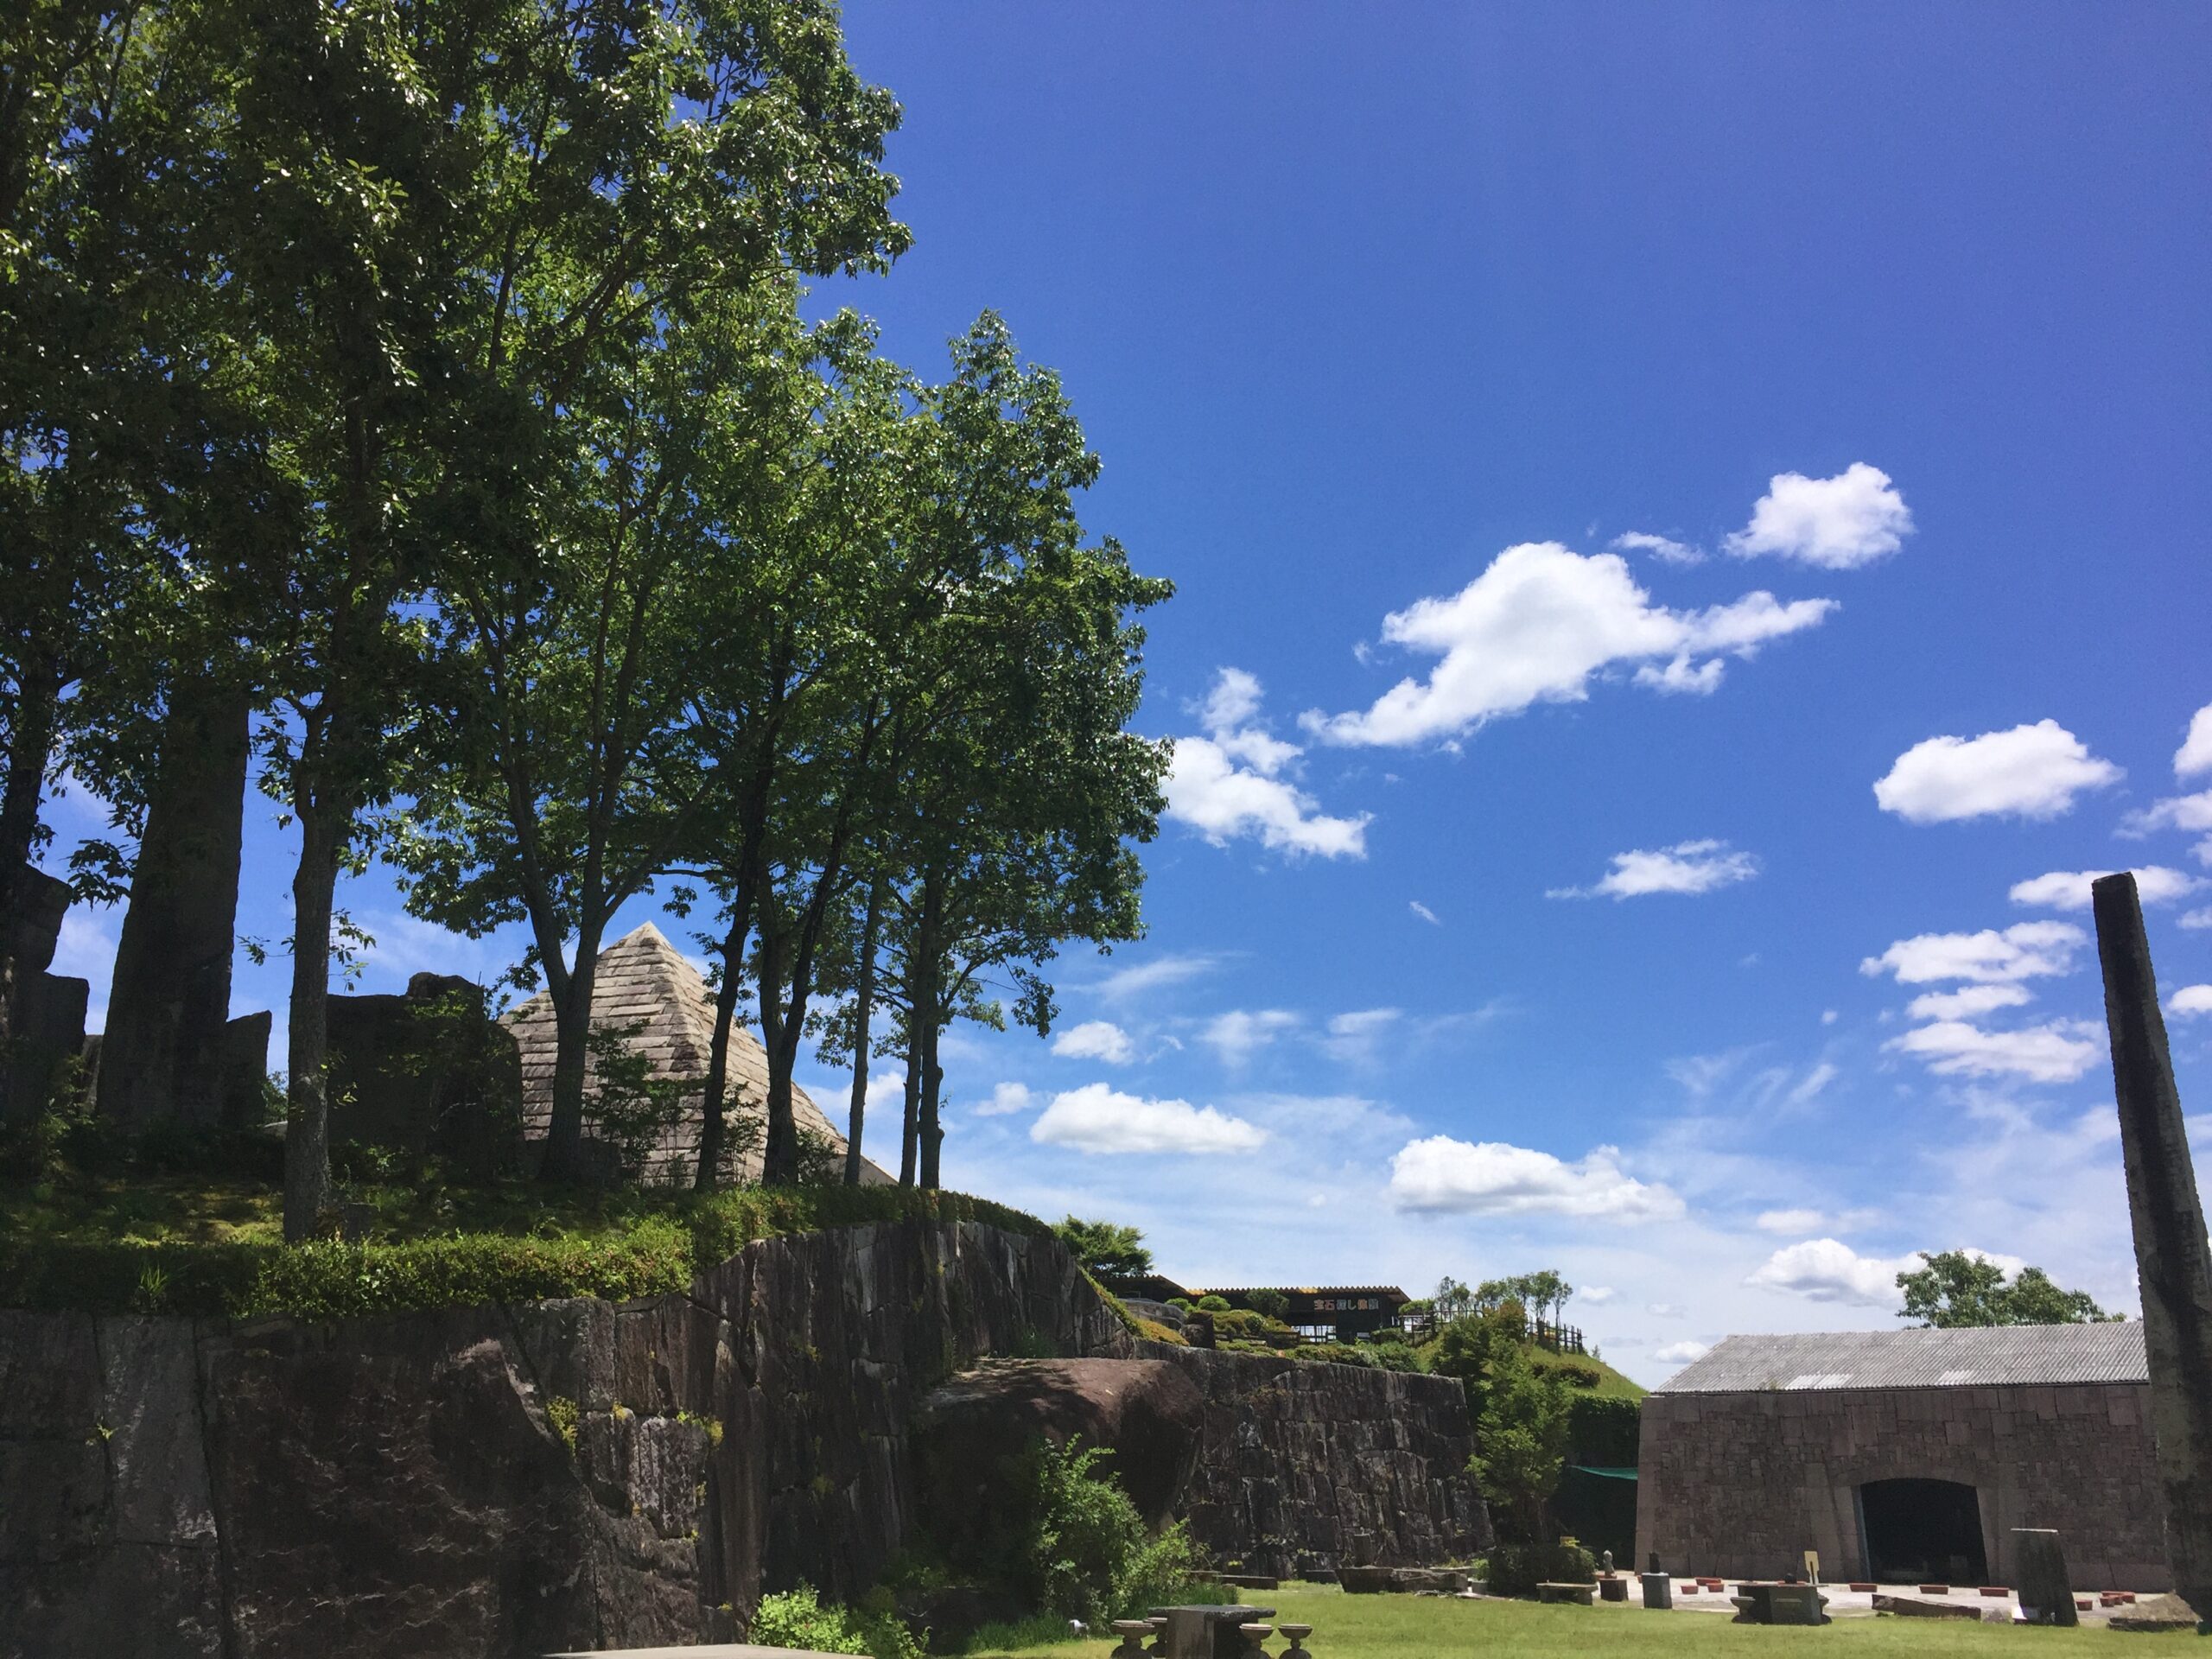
[1657, 1323, 2146, 1394]
[501, 923, 891, 1186]
[1196, 1286, 1411, 1300]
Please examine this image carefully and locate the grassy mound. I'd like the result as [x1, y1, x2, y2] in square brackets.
[0, 1172, 1052, 1320]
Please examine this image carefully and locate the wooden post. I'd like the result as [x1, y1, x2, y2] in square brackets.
[2012, 1529, 2078, 1627]
[2091, 873, 2212, 1626]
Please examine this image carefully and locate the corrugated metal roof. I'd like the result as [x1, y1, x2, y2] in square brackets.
[1657, 1323, 2145, 1394]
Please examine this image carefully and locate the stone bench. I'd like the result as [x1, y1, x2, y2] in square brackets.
[1537, 1581, 1596, 1606]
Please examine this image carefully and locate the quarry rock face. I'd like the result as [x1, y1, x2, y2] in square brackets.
[0, 1224, 1488, 1657]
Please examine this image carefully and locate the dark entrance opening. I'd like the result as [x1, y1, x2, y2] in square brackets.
[1859, 1478, 1988, 1584]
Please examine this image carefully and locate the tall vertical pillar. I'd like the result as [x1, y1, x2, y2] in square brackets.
[98, 685, 251, 1127]
[2091, 872, 2212, 1624]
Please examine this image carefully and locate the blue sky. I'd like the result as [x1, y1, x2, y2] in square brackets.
[46, 3, 2212, 1382]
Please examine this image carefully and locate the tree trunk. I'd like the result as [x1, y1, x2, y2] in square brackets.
[0, 652, 62, 1112]
[282, 780, 340, 1242]
[918, 1002, 944, 1190]
[757, 926, 798, 1184]
[694, 901, 752, 1190]
[842, 877, 883, 1186]
[98, 683, 251, 1128]
[540, 921, 603, 1182]
[898, 1018, 920, 1187]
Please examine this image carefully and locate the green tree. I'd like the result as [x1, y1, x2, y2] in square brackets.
[1054, 1216, 1153, 1279]
[1897, 1249, 2114, 1327]
[1468, 1340, 1573, 1544]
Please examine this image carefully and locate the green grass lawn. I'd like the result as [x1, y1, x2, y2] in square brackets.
[963, 1584, 2155, 1659]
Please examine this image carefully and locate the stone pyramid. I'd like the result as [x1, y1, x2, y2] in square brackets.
[501, 922, 890, 1185]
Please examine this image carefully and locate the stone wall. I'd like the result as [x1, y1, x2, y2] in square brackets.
[1142, 1343, 1491, 1577]
[0, 1224, 1490, 1659]
[1636, 1382, 2169, 1591]
[0, 1219, 1125, 1659]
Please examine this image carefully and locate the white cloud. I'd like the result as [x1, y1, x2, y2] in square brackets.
[1860, 920, 2086, 985]
[2007, 866, 2202, 912]
[1724, 463, 1912, 569]
[1089, 953, 1222, 1001]
[2170, 985, 2212, 1019]
[1609, 531, 1703, 566]
[1634, 655, 1726, 696]
[1884, 1019, 2101, 1084]
[1030, 1083, 1268, 1155]
[1821, 1008, 1839, 1026]
[1199, 1008, 1300, 1065]
[1322, 1007, 1402, 1063]
[974, 1081, 1035, 1117]
[1756, 1208, 1828, 1234]
[2177, 702, 2212, 779]
[1580, 1286, 1618, 1305]
[1387, 1136, 1685, 1221]
[1301, 542, 1835, 748]
[1548, 838, 1758, 899]
[356, 909, 518, 988]
[2180, 907, 2212, 932]
[1166, 668, 1370, 858]
[1409, 900, 1441, 926]
[1905, 983, 2034, 1021]
[2120, 789, 2212, 838]
[1873, 721, 2122, 823]
[1785, 1062, 1839, 1108]
[1747, 1238, 1916, 1306]
[1052, 1020, 1135, 1065]
[1654, 1340, 1712, 1367]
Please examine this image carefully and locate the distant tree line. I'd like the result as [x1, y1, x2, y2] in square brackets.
[1, 0, 1170, 1237]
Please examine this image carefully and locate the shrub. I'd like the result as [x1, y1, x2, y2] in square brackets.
[1017, 1437, 1208, 1625]
[1484, 1541, 1597, 1597]
[749, 1584, 921, 1659]
[1242, 1288, 1289, 1321]
[1194, 1294, 1230, 1313]
[1566, 1393, 1642, 1468]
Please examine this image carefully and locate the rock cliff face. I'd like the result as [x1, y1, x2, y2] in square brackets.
[1142, 1343, 1491, 1577]
[0, 1224, 1484, 1658]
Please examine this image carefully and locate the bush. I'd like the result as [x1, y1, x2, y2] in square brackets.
[749, 1585, 922, 1659]
[1194, 1294, 1230, 1313]
[1243, 1288, 1288, 1321]
[1018, 1438, 1208, 1625]
[1484, 1541, 1597, 1597]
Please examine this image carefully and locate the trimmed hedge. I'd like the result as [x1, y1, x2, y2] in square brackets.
[1565, 1392, 1643, 1467]
[0, 1184, 1054, 1320]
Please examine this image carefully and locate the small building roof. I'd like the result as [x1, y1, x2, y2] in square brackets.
[502, 923, 890, 1185]
[1195, 1286, 1410, 1301]
[1657, 1322, 2145, 1394]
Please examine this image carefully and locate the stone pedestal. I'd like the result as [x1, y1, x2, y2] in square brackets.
[1640, 1572, 1673, 1609]
[2012, 1529, 2077, 1627]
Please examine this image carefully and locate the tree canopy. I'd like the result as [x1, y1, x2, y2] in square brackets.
[1896, 1249, 2116, 1327]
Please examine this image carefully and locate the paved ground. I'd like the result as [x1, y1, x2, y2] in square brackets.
[1597, 1579, 2139, 1624]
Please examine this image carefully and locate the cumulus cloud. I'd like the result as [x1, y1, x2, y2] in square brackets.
[1654, 1340, 1712, 1367]
[1548, 838, 1758, 899]
[1166, 669, 1370, 858]
[1905, 984, 2034, 1021]
[2170, 985, 2212, 1019]
[1757, 1208, 1828, 1235]
[1747, 1238, 1916, 1306]
[1610, 531, 1702, 566]
[1724, 463, 1912, 569]
[1872, 721, 2122, 823]
[1301, 543, 1834, 748]
[2120, 789, 2212, 838]
[1052, 1020, 1135, 1065]
[974, 1082, 1035, 1117]
[2177, 702, 2212, 779]
[2181, 907, 2212, 932]
[1199, 1009, 1300, 1065]
[1387, 1136, 1685, 1221]
[2008, 866, 2203, 912]
[1580, 1286, 1618, 1305]
[1884, 1019, 2101, 1084]
[1860, 921, 2087, 985]
[1030, 1083, 1268, 1155]
[1409, 900, 1441, 926]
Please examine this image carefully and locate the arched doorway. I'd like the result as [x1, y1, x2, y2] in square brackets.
[1859, 1478, 1987, 1584]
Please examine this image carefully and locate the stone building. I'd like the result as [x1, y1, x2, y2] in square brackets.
[501, 923, 890, 1186]
[1637, 1323, 2169, 1591]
